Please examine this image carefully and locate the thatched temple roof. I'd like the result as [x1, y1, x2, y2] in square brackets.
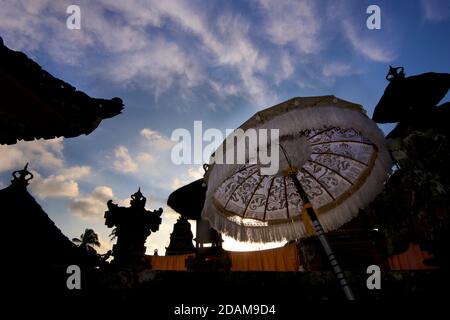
[0, 37, 123, 145]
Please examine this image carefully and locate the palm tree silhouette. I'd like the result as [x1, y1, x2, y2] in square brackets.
[109, 227, 117, 241]
[72, 228, 101, 251]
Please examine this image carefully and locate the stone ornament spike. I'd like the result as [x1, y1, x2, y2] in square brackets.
[386, 65, 405, 82]
[11, 163, 34, 186]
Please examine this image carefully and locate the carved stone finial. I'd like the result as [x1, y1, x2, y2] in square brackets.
[130, 187, 146, 208]
[386, 65, 405, 82]
[11, 163, 34, 186]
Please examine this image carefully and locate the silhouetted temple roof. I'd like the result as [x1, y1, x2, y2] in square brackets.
[167, 179, 206, 220]
[373, 70, 450, 124]
[0, 37, 124, 145]
[0, 167, 80, 266]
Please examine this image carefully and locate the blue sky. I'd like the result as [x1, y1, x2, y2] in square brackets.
[0, 0, 449, 253]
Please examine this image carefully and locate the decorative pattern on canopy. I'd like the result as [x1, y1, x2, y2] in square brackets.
[214, 127, 377, 224]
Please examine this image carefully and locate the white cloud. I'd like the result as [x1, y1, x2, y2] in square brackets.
[137, 152, 154, 163]
[280, 52, 295, 78]
[274, 51, 295, 84]
[0, 1, 93, 64]
[0, 0, 200, 88]
[209, 81, 240, 97]
[96, 0, 162, 28]
[31, 172, 80, 199]
[342, 21, 396, 63]
[170, 177, 185, 191]
[0, 0, 405, 112]
[30, 165, 91, 199]
[214, 14, 271, 103]
[113, 146, 139, 173]
[69, 186, 114, 220]
[140, 128, 174, 150]
[97, 234, 113, 254]
[58, 166, 92, 179]
[322, 62, 352, 78]
[0, 0, 274, 103]
[170, 165, 204, 190]
[0, 138, 64, 173]
[256, 0, 321, 54]
[69, 185, 163, 224]
[108, 0, 272, 102]
[422, 0, 450, 22]
[140, 128, 164, 140]
[187, 166, 204, 179]
[106, 38, 202, 94]
[0, 138, 94, 199]
[147, 1, 271, 102]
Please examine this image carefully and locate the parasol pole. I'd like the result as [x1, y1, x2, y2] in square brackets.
[289, 172, 355, 300]
[279, 144, 355, 299]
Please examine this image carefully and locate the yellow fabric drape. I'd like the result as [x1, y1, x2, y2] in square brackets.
[145, 243, 300, 272]
[148, 253, 195, 271]
[229, 243, 300, 271]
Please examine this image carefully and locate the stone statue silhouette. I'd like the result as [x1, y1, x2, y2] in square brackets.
[104, 188, 162, 267]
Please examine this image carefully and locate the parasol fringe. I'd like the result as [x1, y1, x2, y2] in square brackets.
[203, 207, 309, 242]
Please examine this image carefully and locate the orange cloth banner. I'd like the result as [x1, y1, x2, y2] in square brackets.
[148, 254, 194, 271]
[388, 243, 435, 270]
[229, 243, 300, 271]
[145, 243, 300, 272]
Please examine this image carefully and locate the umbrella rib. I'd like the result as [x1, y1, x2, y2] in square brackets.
[306, 126, 336, 141]
[300, 168, 336, 201]
[310, 140, 374, 147]
[224, 167, 259, 209]
[242, 175, 264, 218]
[283, 176, 290, 219]
[262, 176, 275, 221]
[307, 159, 354, 185]
[311, 152, 369, 166]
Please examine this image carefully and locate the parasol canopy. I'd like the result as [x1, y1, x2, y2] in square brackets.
[202, 96, 392, 243]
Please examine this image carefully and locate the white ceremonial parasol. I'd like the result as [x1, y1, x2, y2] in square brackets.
[202, 96, 392, 299]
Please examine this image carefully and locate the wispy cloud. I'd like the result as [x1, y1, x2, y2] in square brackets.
[113, 146, 139, 174]
[0, 0, 276, 104]
[170, 165, 204, 190]
[321, 62, 352, 78]
[342, 21, 396, 63]
[31, 166, 90, 199]
[256, 0, 321, 54]
[140, 128, 174, 150]
[0, 0, 385, 107]
[149, 0, 272, 103]
[0, 138, 64, 173]
[0, 138, 94, 199]
[274, 51, 295, 84]
[69, 185, 114, 220]
[422, 0, 450, 22]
